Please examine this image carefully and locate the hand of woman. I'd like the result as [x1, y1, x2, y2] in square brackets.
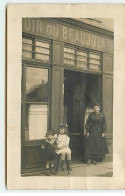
[86, 133, 89, 138]
[102, 133, 105, 137]
[41, 145, 45, 149]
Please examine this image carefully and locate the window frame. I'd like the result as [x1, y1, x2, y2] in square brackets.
[22, 34, 52, 143]
[64, 44, 102, 72]
[21, 33, 52, 142]
[22, 33, 52, 64]
[21, 63, 51, 143]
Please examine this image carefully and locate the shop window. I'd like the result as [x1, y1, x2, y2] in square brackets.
[22, 37, 50, 62]
[25, 66, 49, 141]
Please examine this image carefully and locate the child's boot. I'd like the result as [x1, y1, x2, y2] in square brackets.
[46, 168, 50, 176]
[51, 167, 56, 175]
[61, 160, 66, 171]
[67, 160, 72, 171]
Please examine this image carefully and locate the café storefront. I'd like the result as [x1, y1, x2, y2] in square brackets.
[22, 18, 113, 175]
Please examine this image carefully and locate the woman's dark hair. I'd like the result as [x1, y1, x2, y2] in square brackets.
[93, 103, 101, 109]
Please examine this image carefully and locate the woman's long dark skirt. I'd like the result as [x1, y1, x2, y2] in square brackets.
[84, 133, 109, 161]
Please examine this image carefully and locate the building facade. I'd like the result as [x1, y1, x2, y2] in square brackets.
[22, 18, 113, 175]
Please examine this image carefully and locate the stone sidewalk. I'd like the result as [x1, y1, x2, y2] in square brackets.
[54, 161, 113, 177]
[33, 161, 113, 177]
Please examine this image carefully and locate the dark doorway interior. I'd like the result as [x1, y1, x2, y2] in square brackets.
[64, 69, 101, 162]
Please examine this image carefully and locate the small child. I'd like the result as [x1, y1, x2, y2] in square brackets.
[41, 132, 56, 176]
[56, 124, 72, 171]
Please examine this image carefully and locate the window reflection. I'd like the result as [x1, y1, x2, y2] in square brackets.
[25, 66, 49, 140]
[26, 67, 48, 102]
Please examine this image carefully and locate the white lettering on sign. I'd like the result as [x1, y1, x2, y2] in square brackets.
[75, 30, 80, 43]
[80, 32, 85, 45]
[69, 28, 74, 42]
[91, 35, 96, 48]
[63, 26, 68, 40]
[86, 33, 91, 46]
[47, 25, 52, 36]
[97, 37, 101, 50]
[23, 18, 113, 53]
[36, 20, 43, 33]
[54, 26, 59, 38]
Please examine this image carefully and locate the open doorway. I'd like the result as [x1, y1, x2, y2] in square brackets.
[64, 69, 101, 162]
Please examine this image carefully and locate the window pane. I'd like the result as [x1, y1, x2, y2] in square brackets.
[22, 38, 32, 58]
[89, 64, 100, 70]
[23, 38, 32, 45]
[76, 51, 87, 69]
[34, 40, 50, 61]
[77, 51, 87, 57]
[22, 51, 32, 59]
[28, 104, 48, 140]
[64, 47, 75, 54]
[89, 53, 100, 60]
[64, 47, 75, 65]
[89, 53, 101, 70]
[35, 47, 49, 55]
[89, 59, 100, 65]
[77, 62, 87, 69]
[70, 60, 75, 65]
[35, 40, 49, 48]
[77, 56, 87, 62]
[64, 59, 75, 65]
[23, 44, 32, 51]
[26, 67, 48, 102]
[25, 66, 49, 141]
[35, 53, 49, 61]
[64, 53, 75, 60]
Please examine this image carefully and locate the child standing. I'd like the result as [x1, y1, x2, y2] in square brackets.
[41, 132, 56, 176]
[56, 124, 72, 171]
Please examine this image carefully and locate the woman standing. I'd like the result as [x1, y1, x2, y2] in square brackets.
[85, 104, 109, 165]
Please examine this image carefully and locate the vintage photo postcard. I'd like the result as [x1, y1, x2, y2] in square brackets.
[7, 4, 125, 189]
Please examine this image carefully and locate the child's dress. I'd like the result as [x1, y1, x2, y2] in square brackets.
[55, 133, 72, 171]
[56, 134, 71, 155]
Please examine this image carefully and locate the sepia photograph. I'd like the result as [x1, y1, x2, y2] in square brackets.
[7, 4, 125, 190]
[21, 17, 113, 177]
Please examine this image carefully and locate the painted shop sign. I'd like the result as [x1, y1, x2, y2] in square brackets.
[22, 18, 114, 54]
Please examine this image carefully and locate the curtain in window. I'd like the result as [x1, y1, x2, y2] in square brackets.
[28, 104, 48, 140]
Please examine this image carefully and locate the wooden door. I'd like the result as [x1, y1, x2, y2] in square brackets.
[21, 65, 50, 174]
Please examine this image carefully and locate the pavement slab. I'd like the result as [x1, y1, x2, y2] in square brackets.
[31, 161, 113, 177]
